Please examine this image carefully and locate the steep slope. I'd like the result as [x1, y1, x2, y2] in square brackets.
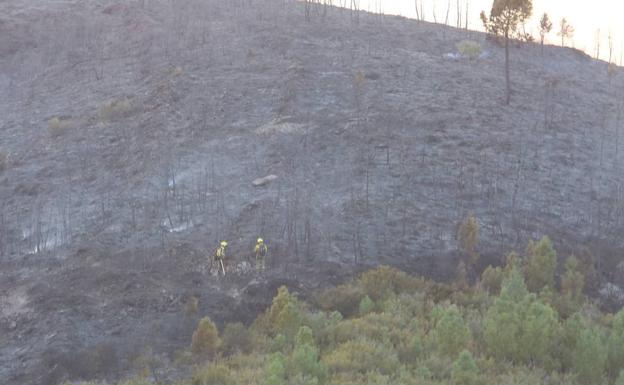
[1, 0, 624, 384]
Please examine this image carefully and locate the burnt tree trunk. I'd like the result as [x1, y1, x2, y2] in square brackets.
[504, 30, 511, 105]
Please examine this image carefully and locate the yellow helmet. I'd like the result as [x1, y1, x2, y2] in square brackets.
[220, 241, 228, 247]
[257, 238, 264, 243]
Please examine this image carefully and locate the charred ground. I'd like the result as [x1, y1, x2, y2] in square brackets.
[1, 0, 624, 384]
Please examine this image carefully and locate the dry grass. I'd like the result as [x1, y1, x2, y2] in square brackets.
[99, 98, 134, 122]
[457, 40, 482, 60]
[48, 117, 73, 137]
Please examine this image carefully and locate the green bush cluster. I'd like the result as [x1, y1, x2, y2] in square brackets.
[108, 238, 624, 385]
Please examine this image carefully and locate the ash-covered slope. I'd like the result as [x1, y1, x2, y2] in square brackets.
[1, 0, 624, 383]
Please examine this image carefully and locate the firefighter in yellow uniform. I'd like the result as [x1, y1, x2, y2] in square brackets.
[254, 238, 268, 272]
[214, 240, 227, 276]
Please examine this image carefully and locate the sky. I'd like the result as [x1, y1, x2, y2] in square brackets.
[352, 0, 624, 63]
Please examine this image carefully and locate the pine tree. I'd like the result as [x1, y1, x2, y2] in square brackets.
[481, 265, 504, 294]
[451, 350, 480, 385]
[457, 216, 479, 267]
[191, 317, 221, 357]
[485, 268, 559, 366]
[289, 326, 328, 385]
[573, 326, 607, 384]
[524, 236, 557, 293]
[481, 0, 533, 104]
[558, 255, 585, 317]
[436, 306, 471, 357]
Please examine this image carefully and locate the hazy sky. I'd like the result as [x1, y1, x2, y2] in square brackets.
[355, 0, 624, 63]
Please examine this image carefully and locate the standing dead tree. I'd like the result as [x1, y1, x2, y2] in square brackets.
[350, 0, 360, 25]
[414, 0, 425, 21]
[558, 18, 574, 47]
[304, 0, 312, 22]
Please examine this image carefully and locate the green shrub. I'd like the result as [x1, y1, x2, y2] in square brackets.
[191, 317, 221, 357]
[400, 332, 425, 364]
[457, 40, 482, 60]
[333, 313, 406, 347]
[381, 292, 429, 323]
[323, 339, 400, 375]
[451, 350, 479, 385]
[271, 334, 288, 353]
[359, 266, 424, 302]
[481, 265, 504, 295]
[315, 284, 364, 318]
[358, 295, 375, 316]
[221, 322, 252, 355]
[415, 365, 433, 380]
[192, 362, 232, 385]
[423, 354, 454, 380]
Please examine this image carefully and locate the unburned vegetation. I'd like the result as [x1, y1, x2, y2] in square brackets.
[64, 238, 624, 385]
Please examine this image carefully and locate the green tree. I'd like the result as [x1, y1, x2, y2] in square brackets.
[191, 317, 221, 357]
[484, 268, 559, 367]
[481, 0, 533, 104]
[265, 286, 303, 340]
[457, 216, 479, 267]
[435, 306, 471, 357]
[524, 236, 557, 293]
[451, 350, 480, 385]
[500, 267, 529, 301]
[503, 251, 520, 277]
[573, 326, 607, 385]
[289, 326, 327, 385]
